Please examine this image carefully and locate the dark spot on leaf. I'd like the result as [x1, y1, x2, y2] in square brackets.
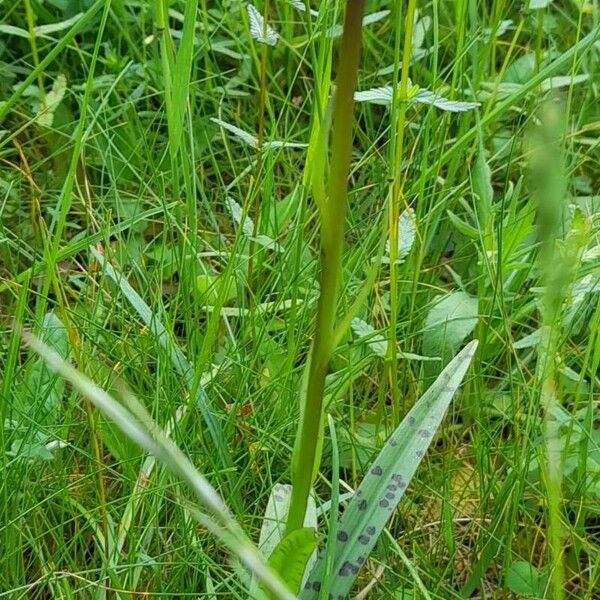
[337, 531, 348, 542]
[274, 494, 284, 502]
[415, 450, 424, 458]
[418, 429, 431, 438]
[392, 474, 404, 484]
[357, 555, 365, 565]
[408, 416, 415, 425]
[350, 563, 359, 574]
[379, 499, 389, 508]
[388, 483, 397, 491]
[386, 492, 395, 500]
[389, 438, 398, 447]
[358, 499, 367, 511]
[311, 582, 321, 591]
[367, 526, 376, 535]
[358, 534, 369, 545]
[339, 561, 353, 576]
[371, 465, 383, 476]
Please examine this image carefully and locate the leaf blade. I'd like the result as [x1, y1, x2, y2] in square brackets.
[301, 341, 478, 599]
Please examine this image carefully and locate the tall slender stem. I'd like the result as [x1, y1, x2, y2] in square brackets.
[387, 0, 418, 422]
[286, 0, 365, 535]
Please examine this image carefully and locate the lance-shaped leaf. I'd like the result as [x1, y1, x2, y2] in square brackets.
[300, 340, 478, 599]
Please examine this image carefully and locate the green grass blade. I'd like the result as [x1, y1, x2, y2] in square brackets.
[0, 0, 105, 124]
[20, 331, 297, 600]
[89, 248, 235, 484]
[301, 340, 478, 599]
[169, 0, 199, 157]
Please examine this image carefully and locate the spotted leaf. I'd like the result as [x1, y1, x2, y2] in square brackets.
[300, 341, 478, 599]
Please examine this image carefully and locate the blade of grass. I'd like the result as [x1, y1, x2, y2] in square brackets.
[19, 330, 296, 600]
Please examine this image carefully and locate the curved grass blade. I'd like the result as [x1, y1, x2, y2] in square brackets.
[301, 340, 478, 599]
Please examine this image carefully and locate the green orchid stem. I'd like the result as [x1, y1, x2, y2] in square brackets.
[286, 0, 365, 535]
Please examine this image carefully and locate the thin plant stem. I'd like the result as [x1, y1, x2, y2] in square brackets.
[387, 0, 418, 423]
[23, 0, 45, 104]
[287, 0, 365, 535]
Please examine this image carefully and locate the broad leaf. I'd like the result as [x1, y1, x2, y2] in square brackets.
[264, 528, 319, 598]
[422, 291, 478, 374]
[226, 197, 255, 236]
[506, 561, 549, 597]
[300, 341, 478, 599]
[38, 74, 67, 127]
[21, 312, 69, 415]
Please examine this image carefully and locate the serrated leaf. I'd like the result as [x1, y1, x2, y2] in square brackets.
[351, 318, 387, 357]
[300, 341, 478, 600]
[247, 3, 279, 46]
[483, 19, 512, 42]
[212, 117, 259, 147]
[264, 528, 319, 598]
[411, 13, 431, 50]
[385, 208, 416, 260]
[0, 24, 29, 38]
[354, 85, 480, 112]
[354, 86, 394, 105]
[412, 89, 480, 112]
[289, 0, 319, 17]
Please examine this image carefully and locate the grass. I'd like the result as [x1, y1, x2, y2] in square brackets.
[1, 0, 599, 598]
